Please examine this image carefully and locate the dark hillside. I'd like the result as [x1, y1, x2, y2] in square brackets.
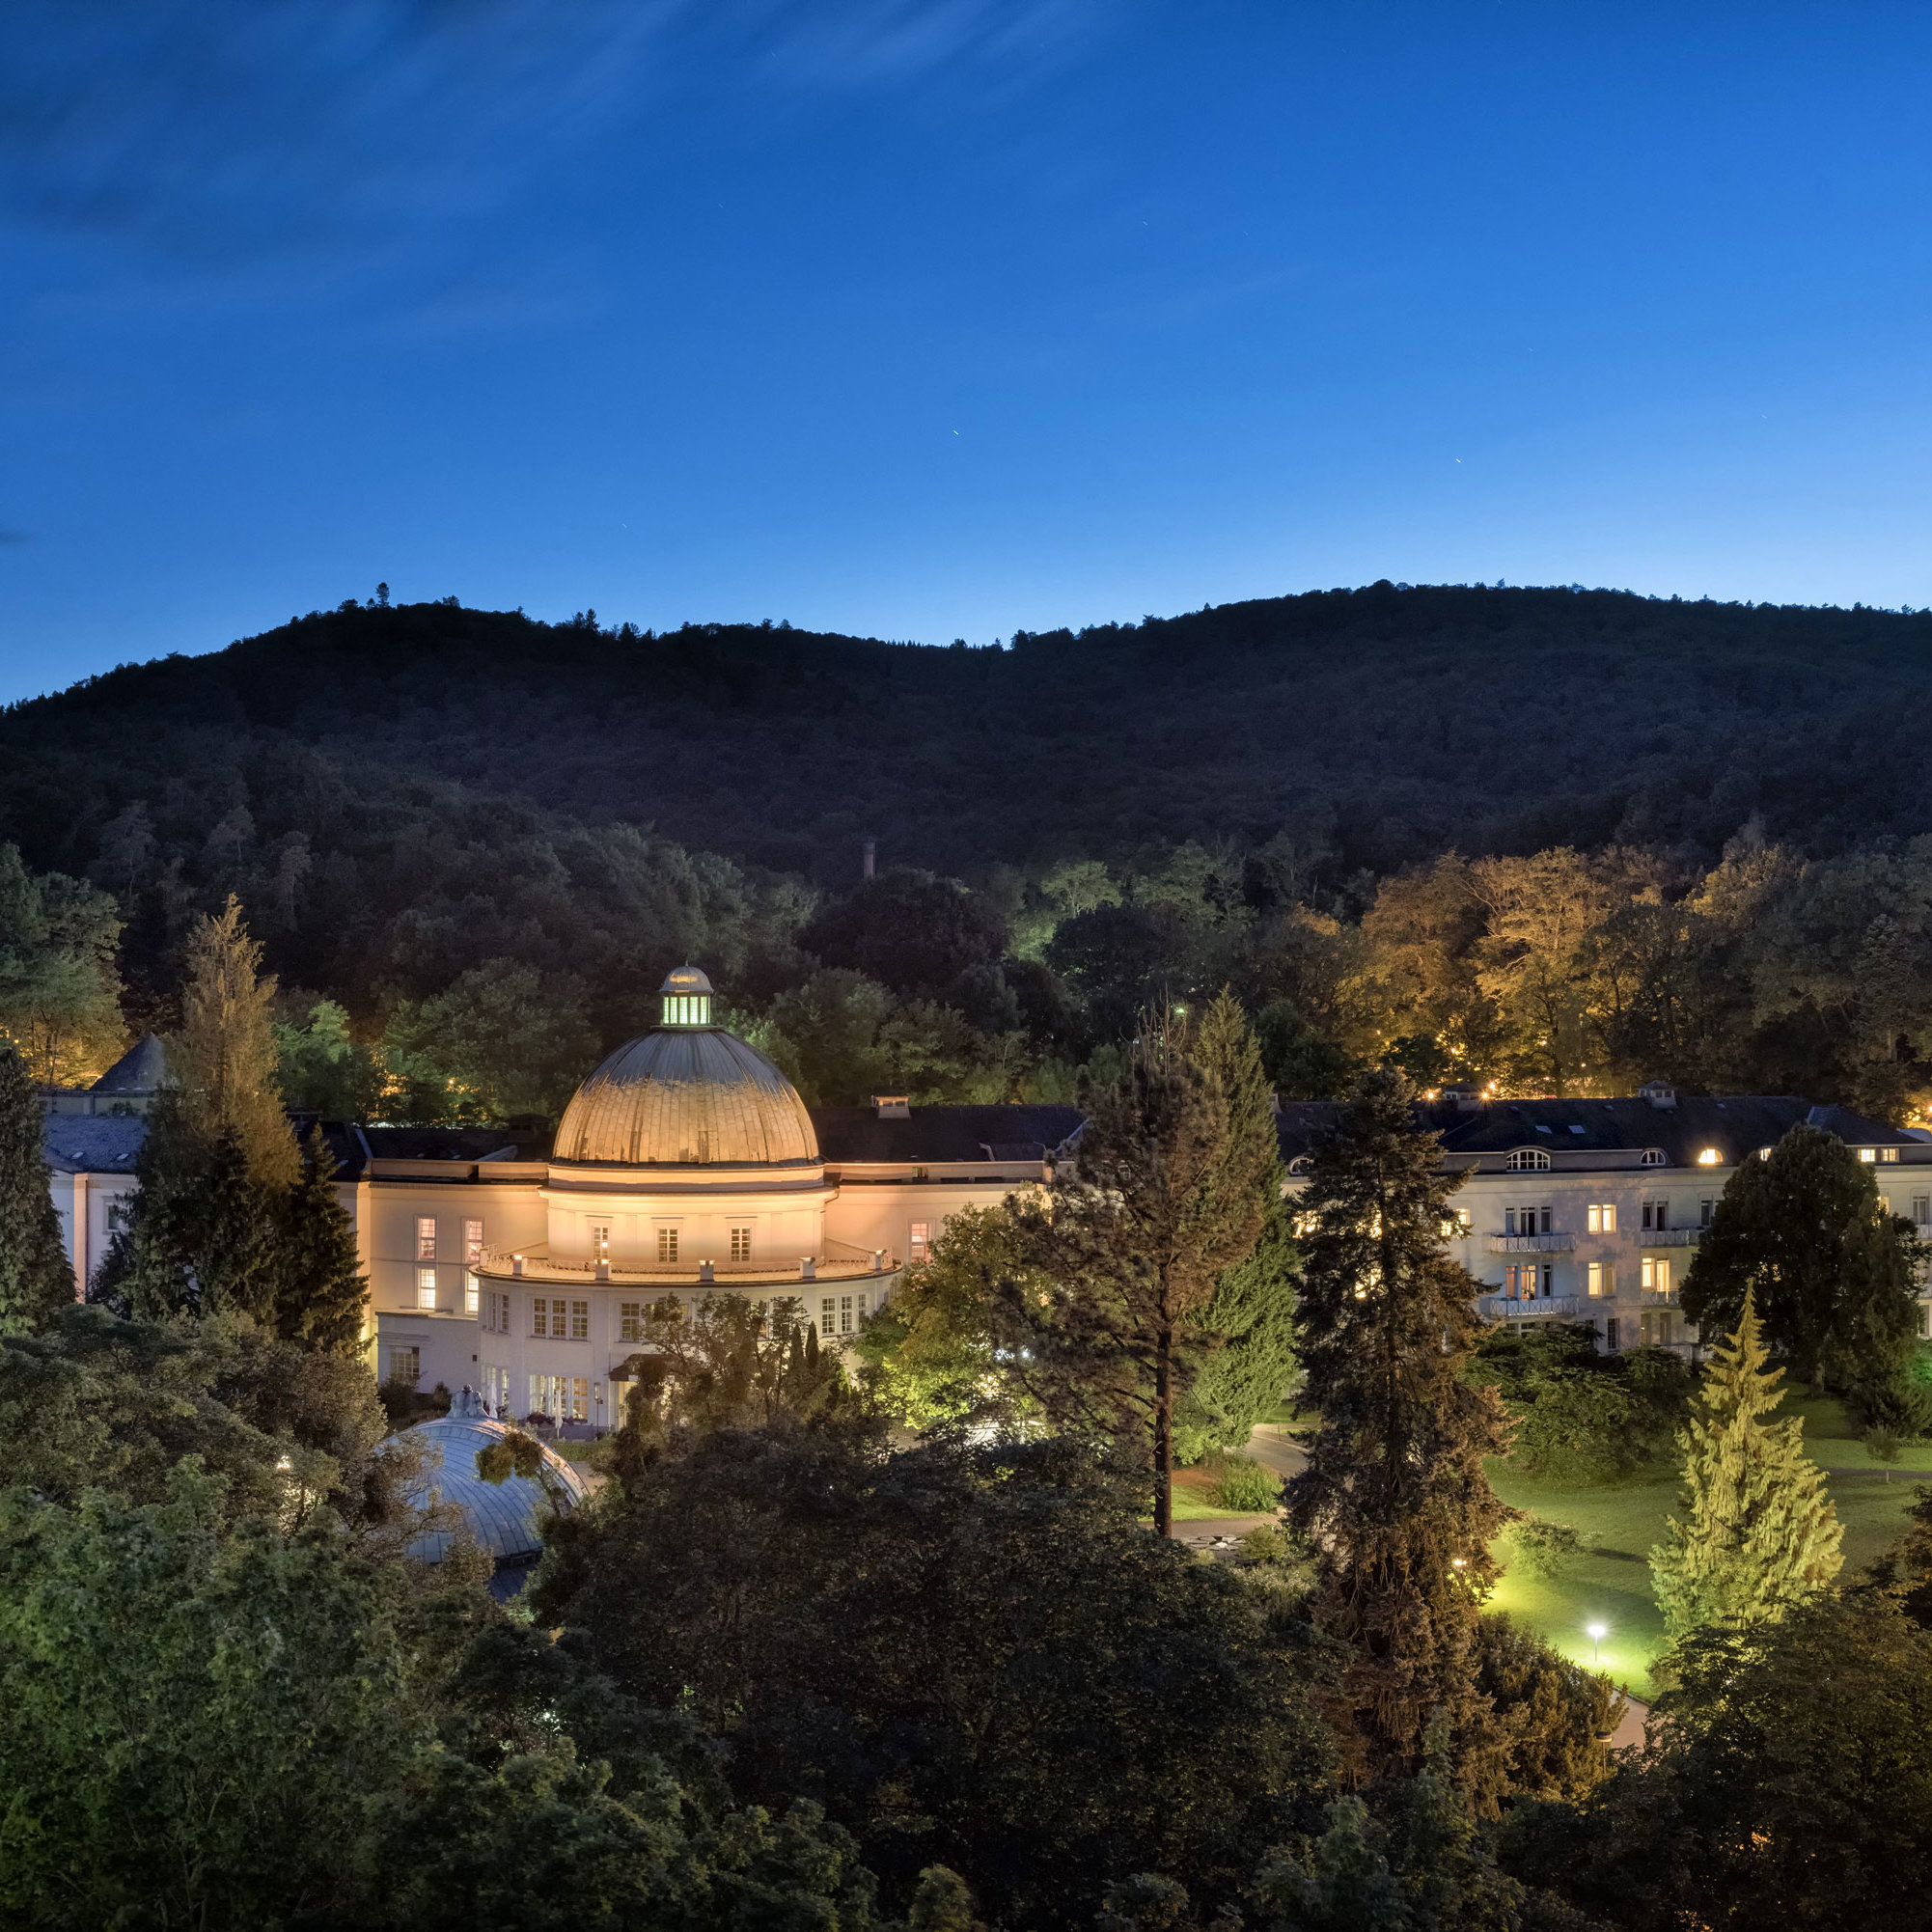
[7, 585, 1932, 889]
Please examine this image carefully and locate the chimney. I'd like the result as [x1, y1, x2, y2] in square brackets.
[874, 1094, 910, 1119]
[1639, 1080, 1677, 1111]
[862, 838, 876, 880]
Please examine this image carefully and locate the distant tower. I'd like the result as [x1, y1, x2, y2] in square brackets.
[862, 838, 876, 881]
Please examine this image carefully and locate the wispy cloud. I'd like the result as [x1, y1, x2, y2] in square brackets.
[0, 1, 1108, 263]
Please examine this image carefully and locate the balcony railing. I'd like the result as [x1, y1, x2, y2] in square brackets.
[1486, 1232, 1577, 1254]
[1476, 1293, 1595, 1321]
[1641, 1287, 1680, 1306]
[476, 1245, 899, 1287]
[1640, 1229, 1703, 1247]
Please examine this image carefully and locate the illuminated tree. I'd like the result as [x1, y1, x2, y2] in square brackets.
[0, 1041, 72, 1334]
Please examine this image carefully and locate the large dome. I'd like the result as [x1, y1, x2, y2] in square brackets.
[554, 1024, 819, 1167]
[402, 1394, 591, 1562]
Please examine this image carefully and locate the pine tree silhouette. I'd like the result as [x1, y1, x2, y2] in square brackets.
[1650, 1288, 1843, 1642]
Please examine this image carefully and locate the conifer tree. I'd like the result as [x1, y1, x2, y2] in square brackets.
[0, 1042, 73, 1333]
[276, 1129, 367, 1356]
[169, 896, 297, 1187]
[1286, 1065, 1512, 1790]
[1650, 1289, 1843, 1642]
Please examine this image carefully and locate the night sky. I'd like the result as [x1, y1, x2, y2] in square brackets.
[4, 2, 1930, 701]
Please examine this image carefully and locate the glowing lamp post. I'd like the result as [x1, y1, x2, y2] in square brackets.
[1586, 1620, 1607, 1663]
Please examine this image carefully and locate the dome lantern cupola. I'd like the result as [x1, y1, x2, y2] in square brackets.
[660, 965, 713, 1028]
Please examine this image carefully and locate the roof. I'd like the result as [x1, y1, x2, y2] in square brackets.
[1275, 1093, 1918, 1169]
[553, 1026, 818, 1167]
[660, 964, 713, 994]
[401, 1390, 591, 1562]
[811, 1103, 1086, 1165]
[41, 1116, 148, 1174]
[90, 1033, 168, 1094]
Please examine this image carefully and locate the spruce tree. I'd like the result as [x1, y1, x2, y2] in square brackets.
[1650, 1289, 1843, 1642]
[1286, 1065, 1511, 1790]
[276, 1129, 367, 1356]
[0, 1042, 73, 1333]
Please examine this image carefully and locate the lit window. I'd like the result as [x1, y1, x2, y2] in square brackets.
[1882, 1146, 1901, 1164]
[416, 1267, 437, 1310]
[1505, 1148, 1551, 1173]
[1587, 1203, 1616, 1233]
[463, 1275, 479, 1315]
[464, 1218, 483, 1266]
[1697, 1147, 1723, 1166]
[1860, 1147, 1877, 1163]
[387, 1345, 420, 1388]
[657, 1228, 679, 1262]
[730, 1226, 752, 1262]
[571, 1300, 590, 1340]
[589, 1223, 610, 1262]
[1587, 1261, 1615, 1298]
[909, 1220, 931, 1263]
[1642, 1256, 1672, 1293]
[620, 1301, 643, 1342]
[416, 1216, 437, 1262]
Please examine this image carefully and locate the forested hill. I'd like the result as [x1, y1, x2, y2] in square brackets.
[7, 585, 1932, 887]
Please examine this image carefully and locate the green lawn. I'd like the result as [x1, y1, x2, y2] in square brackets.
[1785, 1394, 1932, 1471]
[1486, 1459, 1923, 1699]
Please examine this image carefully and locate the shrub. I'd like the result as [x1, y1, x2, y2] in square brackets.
[1508, 1516, 1588, 1579]
[1238, 1525, 1290, 1565]
[1206, 1453, 1281, 1513]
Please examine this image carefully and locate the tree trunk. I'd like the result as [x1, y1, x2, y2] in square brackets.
[1154, 1315, 1173, 1537]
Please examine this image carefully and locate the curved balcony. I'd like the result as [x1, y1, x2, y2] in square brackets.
[475, 1242, 899, 1289]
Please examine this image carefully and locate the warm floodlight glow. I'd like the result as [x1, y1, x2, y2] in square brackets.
[1697, 1147, 1723, 1166]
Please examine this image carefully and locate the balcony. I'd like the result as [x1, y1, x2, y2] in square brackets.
[1476, 1293, 1595, 1322]
[1641, 1287, 1680, 1306]
[1486, 1232, 1577, 1255]
[1640, 1229, 1703, 1248]
[475, 1239, 899, 1289]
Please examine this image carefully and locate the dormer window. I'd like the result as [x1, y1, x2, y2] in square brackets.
[1697, 1146, 1724, 1166]
[1505, 1147, 1552, 1172]
[1641, 1147, 1667, 1167]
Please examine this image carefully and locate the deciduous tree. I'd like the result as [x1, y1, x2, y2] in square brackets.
[0, 1041, 72, 1334]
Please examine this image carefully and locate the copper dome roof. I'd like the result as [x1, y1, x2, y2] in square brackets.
[553, 1025, 819, 1167]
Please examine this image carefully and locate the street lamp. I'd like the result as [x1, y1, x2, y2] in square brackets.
[1586, 1620, 1607, 1663]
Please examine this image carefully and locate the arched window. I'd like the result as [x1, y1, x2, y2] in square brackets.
[1505, 1147, 1551, 1173]
[1286, 1156, 1311, 1176]
[1641, 1147, 1668, 1167]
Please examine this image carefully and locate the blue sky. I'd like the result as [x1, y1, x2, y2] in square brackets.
[3, 1, 1930, 701]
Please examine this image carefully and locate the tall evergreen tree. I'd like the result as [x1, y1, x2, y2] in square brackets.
[0, 1042, 73, 1333]
[1286, 1065, 1512, 1792]
[999, 996, 1274, 1534]
[1649, 1290, 1843, 1642]
[1682, 1120, 1921, 1409]
[168, 895, 297, 1187]
[276, 1129, 367, 1356]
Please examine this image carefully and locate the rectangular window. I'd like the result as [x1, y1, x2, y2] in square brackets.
[840, 1294, 854, 1335]
[1882, 1145, 1901, 1163]
[820, 1296, 837, 1337]
[1642, 1256, 1672, 1293]
[620, 1301, 643, 1342]
[1642, 1199, 1669, 1230]
[909, 1221, 931, 1263]
[1606, 1317, 1620, 1351]
[589, 1222, 610, 1262]
[463, 1275, 479, 1315]
[388, 1344, 420, 1388]
[464, 1218, 483, 1267]
[532, 1298, 551, 1338]
[1587, 1261, 1615, 1297]
[416, 1216, 437, 1262]
[730, 1226, 752, 1262]
[571, 1300, 590, 1340]
[416, 1266, 437, 1310]
[1699, 1199, 1714, 1228]
[483, 1365, 510, 1415]
[657, 1228, 679, 1263]
[1913, 1196, 1930, 1227]
[1587, 1203, 1616, 1233]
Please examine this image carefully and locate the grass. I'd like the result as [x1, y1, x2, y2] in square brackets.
[1486, 1457, 1924, 1699]
[1785, 1394, 1932, 1471]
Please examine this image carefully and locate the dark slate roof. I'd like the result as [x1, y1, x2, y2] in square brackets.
[1276, 1094, 1917, 1167]
[810, 1104, 1086, 1165]
[90, 1033, 168, 1094]
[41, 1116, 148, 1173]
[292, 1120, 552, 1179]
